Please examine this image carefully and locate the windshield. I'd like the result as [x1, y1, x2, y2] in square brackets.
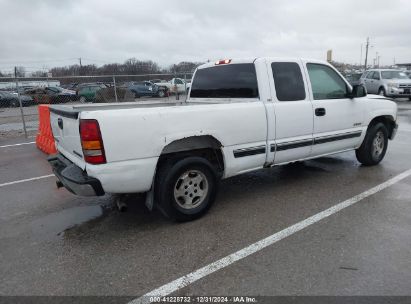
[47, 87, 62, 93]
[381, 71, 408, 79]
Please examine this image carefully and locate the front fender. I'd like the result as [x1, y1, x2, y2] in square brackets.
[364, 98, 397, 126]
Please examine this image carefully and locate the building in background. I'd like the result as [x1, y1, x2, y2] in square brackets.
[396, 63, 411, 70]
[327, 50, 333, 62]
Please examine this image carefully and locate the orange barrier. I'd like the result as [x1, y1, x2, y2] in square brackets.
[36, 104, 57, 154]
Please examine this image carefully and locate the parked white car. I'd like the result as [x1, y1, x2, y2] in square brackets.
[49, 58, 398, 221]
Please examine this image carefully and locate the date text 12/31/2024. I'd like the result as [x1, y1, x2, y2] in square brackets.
[149, 296, 257, 303]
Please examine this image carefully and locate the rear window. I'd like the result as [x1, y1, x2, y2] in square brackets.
[271, 62, 305, 101]
[190, 63, 259, 98]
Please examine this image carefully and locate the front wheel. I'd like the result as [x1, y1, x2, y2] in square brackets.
[79, 96, 86, 103]
[155, 156, 218, 221]
[355, 122, 388, 166]
[378, 87, 386, 97]
[157, 90, 165, 98]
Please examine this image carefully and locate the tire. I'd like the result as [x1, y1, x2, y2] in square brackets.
[157, 90, 165, 98]
[134, 91, 140, 98]
[11, 100, 19, 107]
[155, 156, 218, 222]
[378, 87, 386, 97]
[355, 122, 388, 166]
[79, 96, 86, 103]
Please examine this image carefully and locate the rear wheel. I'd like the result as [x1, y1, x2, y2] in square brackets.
[79, 96, 86, 103]
[158, 90, 165, 98]
[355, 122, 388, 166]
[155, 156, 218, 221]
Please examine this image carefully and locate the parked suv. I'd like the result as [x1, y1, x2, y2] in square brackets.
[127, 81, 168, 98]
[360, 69, 411, 100]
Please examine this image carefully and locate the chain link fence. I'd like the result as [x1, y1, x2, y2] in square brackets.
[0, 72, 193, 139]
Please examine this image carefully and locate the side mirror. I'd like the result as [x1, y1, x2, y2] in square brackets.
[348, 84, 367, 98]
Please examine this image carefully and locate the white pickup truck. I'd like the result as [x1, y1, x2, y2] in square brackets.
[154, 78, 191, 94]
[49, 58, 398, 221]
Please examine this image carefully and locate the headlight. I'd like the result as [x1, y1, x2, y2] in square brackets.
[387, 83, 398, 88]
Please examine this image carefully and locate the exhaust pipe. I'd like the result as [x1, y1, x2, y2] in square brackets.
[56, 180, 64, 188]
[116, 195, 127, 212]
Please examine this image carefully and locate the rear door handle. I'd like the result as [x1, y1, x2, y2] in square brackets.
[58, 118, 64, 129]
[315, 108, 326, 116]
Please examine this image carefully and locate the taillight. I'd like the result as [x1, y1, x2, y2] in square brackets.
[215, 59, 231, 65]
[79, 119, 106, 164]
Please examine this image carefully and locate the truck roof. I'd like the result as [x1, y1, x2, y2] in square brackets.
[197, 57, 326, 69]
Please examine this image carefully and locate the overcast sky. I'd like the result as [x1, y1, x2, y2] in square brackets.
[0, 0, 410, 72]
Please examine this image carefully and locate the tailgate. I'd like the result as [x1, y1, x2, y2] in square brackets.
[50, 106, 86, 169]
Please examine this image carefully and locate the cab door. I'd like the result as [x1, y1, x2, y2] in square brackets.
[303, 61, 365, 157]
[266, 59, 314, 165]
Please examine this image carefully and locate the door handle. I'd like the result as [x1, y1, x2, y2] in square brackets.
[58, 118, 63, 129]
[315, 108, 326, 116]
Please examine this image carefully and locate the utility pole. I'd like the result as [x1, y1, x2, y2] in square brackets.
[364, 37, 369, 70]
[360, 44, 363, 67]
[14, 66, 28, 138]
[79, 57, 82, 76]
[376, 52, 379, 68]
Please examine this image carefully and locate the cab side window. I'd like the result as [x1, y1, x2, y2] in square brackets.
[307, 63, 348, 100]
[271, 62, 306, 101]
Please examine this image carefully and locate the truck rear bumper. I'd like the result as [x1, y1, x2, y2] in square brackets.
[48, 154, 105, 196]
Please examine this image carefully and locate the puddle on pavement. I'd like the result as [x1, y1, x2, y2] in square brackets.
[30, 205, 110, 240]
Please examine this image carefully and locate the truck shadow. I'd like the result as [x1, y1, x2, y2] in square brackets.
[60, 155, 356, 240]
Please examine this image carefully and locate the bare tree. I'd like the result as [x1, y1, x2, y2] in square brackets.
[47, 59, 199, 77]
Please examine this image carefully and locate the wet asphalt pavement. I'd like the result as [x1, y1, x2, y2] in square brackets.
[0, 101, 410, 298]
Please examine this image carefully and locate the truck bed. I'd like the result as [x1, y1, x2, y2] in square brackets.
[50, 101, 194, 116]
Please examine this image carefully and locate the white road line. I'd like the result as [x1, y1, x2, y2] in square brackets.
[0, 174, 54, 188]
[0, 141, 35, 148]
[131, 168, 411, 304]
